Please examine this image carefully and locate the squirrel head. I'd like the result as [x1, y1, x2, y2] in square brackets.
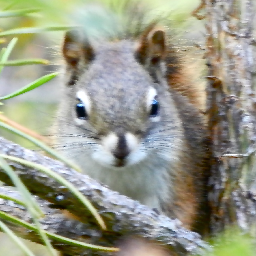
[60, 26, 182, 168]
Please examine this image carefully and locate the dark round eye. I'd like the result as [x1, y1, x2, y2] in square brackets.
[150, 99, 159, 117]
[76, 101, 87, 120]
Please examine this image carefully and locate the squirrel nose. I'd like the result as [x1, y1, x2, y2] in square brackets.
[113, 135, 130, 160]
[113, 148, 130, 160]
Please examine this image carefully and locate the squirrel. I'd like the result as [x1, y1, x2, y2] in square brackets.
[55, 4, 211, 235]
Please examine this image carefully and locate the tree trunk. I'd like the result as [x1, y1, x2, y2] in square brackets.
[200, 0, 256, 234]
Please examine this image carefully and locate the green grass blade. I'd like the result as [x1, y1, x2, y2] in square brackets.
[0, 210, 118, 252]
[3, 1, 18, 10]
[0, 48, 6, 60]
[0, 121, 81, 172]
[0, 26, 75, 36]
[32, 218, 57, 256]
[0, 156, 43, 218]
[0, 220, 36, 256]
[1, 38, 17, 60]
[0, 193, 26, 206]
[0, 58, 49, 66]
[0, 154, 106, 230]
[0, 72, 58, 100]
[0, 8, 40, 18]
[0, 37, 17, 74]
[0, 156, 56, 256]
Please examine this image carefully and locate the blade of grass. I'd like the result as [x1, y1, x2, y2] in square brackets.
[0, 26, 75, 37]
[0, 210, 118, 252]
[0, 154, 106, 230]
[0, 156, 43, 218]
[0, 8, 40, 18]
[0, 195, 57, 256]
[32, 217, 58, 256]
[0, 156, 56, 256]
[0, 220, 36, 256]
[0, 37, 17, 60]
[0, 72, 58, 100]
[0, 121, 81, 172]
[3, 1, 18, 10]
[0, 193, 26, 206]
[0, 37, 17, 74]
[0, 48, 5, 60]
[0, 58, 49, 66]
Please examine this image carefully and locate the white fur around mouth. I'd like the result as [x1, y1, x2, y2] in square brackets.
[92, 147, 147, 169]
[93, 132, 146, 168]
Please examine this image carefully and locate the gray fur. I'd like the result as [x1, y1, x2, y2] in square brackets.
[57, 40, 183, 209]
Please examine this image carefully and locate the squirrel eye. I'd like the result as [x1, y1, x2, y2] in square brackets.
[150, 99, 159, 117]
[76, 100, 87, 120]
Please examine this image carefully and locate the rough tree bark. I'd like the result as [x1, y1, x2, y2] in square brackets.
[0, 137, 209, 256]
[200, 0, 256, 235]
[0, 0, 255, 255]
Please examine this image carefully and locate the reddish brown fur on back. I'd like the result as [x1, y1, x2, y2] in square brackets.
[166, 51, 206, 112]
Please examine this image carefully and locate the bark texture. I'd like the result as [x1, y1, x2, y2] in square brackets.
[200, 0, 256, 235]
[0, 137, 209, 255]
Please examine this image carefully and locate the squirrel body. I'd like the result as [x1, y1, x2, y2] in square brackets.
[56, 8, 210, 233]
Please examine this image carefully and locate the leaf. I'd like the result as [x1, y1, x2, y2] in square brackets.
[0, 37, 18, 74]
[0, 26, 75, 37]
[0, 72, 58, 100]
[0, 210, 118, 252]
[0, 156, 43, 218]
[3, 1, 19, 11]
[0, 58, 49, 66]
[0, 193, 26, 206]
[0, 8, 40, 18]
[0, 156, 57, 256]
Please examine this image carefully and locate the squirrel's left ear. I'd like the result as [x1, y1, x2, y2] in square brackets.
[62, 30, 94, 86]
[62, 30, 94, 68]
[136, 26, 166, 66]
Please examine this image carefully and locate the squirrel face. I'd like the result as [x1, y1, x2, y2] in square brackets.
[59, 31, 183, 169]
[68, 41, 180, 168]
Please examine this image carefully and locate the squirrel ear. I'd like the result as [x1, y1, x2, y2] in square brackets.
[136, 27, 166, 65]
[62, 30, 94, 68]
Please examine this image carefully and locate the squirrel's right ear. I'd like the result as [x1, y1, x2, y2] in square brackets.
[136, 26, 166, 66]
[62, 30, 94, 68]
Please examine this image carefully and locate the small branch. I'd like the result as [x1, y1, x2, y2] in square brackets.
[0, 137, 210, 255]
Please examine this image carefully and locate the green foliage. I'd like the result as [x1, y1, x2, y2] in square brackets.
[0, 26, 73, 37]
[0, 156, 56, 256]
[0, 72, 58, 100]
[0, 58, 49, 66]
[0, 210, 118, 252]
[206, 229, 254, 256]
[0, 8, 40, 18]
